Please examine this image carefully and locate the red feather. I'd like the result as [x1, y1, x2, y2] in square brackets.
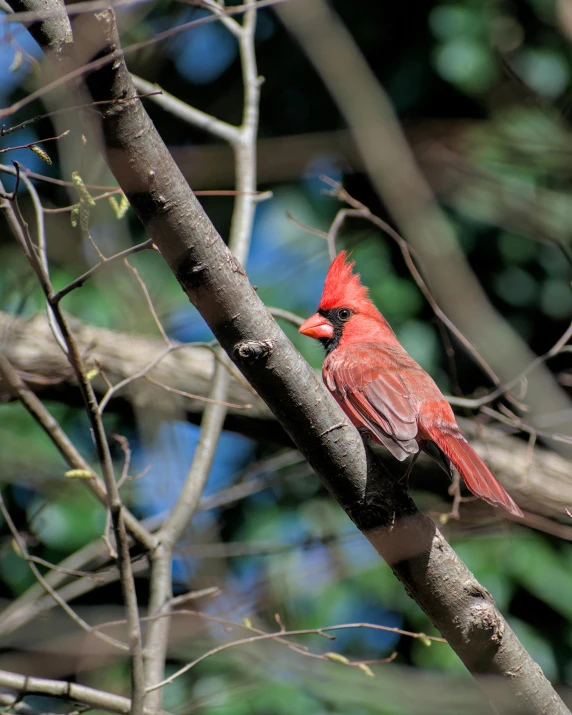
[425, 428, 522, 515]
[300, 252, 523, 518]
[318, 251, 370, 311]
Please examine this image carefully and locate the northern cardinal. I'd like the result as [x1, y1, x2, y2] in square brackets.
[299, 251, 522, 517]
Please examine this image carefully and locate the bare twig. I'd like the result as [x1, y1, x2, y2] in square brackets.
[268, 306, 305, 327]
[52, 239, 154, 303]
[123, 257, 170, 343]
[16, 553, 106, 581]
[113, 434, 132, 490]
[0, 493, 129, 651]
[146, 616, 439, 692]
[144, 374, 252, 409]
[0, 130, 70, 155]
[97, 342, 215, 414]
[446, 321, 572, 410]
[0, 670, 167, 715]
[0, 94, 162, 136]
[0, 551, 150, 639]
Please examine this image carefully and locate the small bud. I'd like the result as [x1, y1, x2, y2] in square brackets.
[108, 193, 129, 219]
[418, 633, 432, 647]
[65, 469, 92, 479]
[85, 369, 99, 381]
[324, 652, 349, 664]
[30, 145, 52, 165]
[72, 172, 96, 205]
[357, 663, 374, 677]
[243, 617, 252, 629]
[9, 49, 23, 73]
[70, 205, 79, 228]
[71, 172, 96, 231]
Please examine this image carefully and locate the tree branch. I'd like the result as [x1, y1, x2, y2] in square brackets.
[0, 669, 169, 715]
[131, 75, 240, 145]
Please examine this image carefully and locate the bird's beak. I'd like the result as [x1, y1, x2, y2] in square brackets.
[298, 313, 334, 340]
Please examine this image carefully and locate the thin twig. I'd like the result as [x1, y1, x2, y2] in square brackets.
[16, 168, 68, 354]
[0, 493, 129, 651]
[445, 321, 572, 409]
[43, 188, 122, 213]
[97, 341, 214, 415]
[123, 258, 170, 346]
[0, 551, 151, 639]
[268, 306, 304, 327]
[146, 618, 442, 692]
[144, 374, 252, 409]
[113, 434, 132, 490]
[19, 554, 107, 581]
[0, 129, 70, 154]
[481, 406, 572, 446]
[0, 94, 162, 136]
[52, 239, 154, 302]
[0, 355, 156, 550]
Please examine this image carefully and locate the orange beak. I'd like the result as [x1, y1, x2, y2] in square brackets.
[298, 313, 334, 340]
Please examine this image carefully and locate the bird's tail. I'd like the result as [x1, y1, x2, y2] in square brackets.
[430, 431, 523, 517]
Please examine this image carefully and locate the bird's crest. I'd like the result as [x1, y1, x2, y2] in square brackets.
[318, 251, 370, 310]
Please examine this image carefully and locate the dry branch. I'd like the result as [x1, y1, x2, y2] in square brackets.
[0, 669, 168, 715]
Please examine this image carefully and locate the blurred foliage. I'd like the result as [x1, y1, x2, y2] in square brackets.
[1, 0, 572, 713]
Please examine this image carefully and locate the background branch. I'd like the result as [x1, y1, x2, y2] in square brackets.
[0, 669, 168, 715]
[142, 0, 261, 707]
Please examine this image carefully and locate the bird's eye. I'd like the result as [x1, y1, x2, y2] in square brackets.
[338, 308, 351, 322]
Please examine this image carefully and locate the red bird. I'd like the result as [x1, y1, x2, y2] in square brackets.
[299, 251, 522, 517]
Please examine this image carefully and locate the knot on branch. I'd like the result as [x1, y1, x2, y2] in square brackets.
[465, 581, 504, 645]
[469, 604, 504, 645]
[234, 339, 275, 362]
[175, 252, 208, 291]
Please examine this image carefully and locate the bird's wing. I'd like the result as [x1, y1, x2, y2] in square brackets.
[324, 345, 419, 460]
